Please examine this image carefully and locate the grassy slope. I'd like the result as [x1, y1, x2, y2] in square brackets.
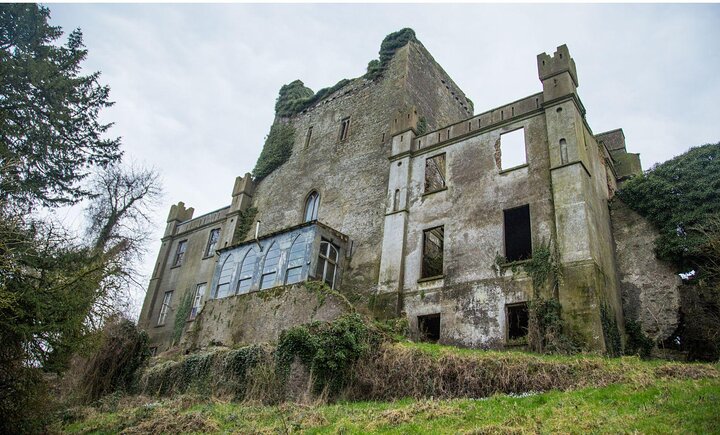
[59, 343, 720, 434]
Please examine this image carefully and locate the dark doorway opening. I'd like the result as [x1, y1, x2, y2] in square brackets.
[418, 313, 441, 342]
[507, 302, 529, 340]
[504, 204, 532, 262]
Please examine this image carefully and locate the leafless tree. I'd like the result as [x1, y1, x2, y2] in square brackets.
[83, 162, 163, 317]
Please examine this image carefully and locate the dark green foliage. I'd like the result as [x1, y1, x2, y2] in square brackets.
[252, 123, 296, 180]
[365, 28, 418, 80]
[365, 59, 381, 77]
[527, 298, 580, 354]
[0, 4, 122, 208]
[78, 317, 150, 402]
[600, 303, 622, 357]
[679, 285, 720, 361]
[275, 313, 380, 396]
[416, 117, 428, 136]
[617, 143, 720, 274]
[523, 241, 562, 296]
[0, 361, 50, 434]
[140, 345, 266, 398]
[274, 80, 314, 118]
[233, 206, 258, 244]
[624, 319, 654, 358]
[173, 289, 193, 344]
[274, 79, 351, 118]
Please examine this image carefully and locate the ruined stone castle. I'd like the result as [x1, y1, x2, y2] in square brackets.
[138, 31, 680, 354]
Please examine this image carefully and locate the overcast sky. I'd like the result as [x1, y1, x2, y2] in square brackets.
[47, 3, 720, 318]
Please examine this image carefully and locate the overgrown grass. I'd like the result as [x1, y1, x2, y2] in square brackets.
[58, 377, 720, 434]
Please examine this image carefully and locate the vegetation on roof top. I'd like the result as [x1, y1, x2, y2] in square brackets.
[274, 28, 419, 119]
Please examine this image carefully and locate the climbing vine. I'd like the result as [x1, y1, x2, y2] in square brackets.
[600, 303, 622, 357]
[274, 313, 380, 396]
[252, 123, 296, 180]
[416, 116, 428, 136]
[233, 207, 258, 244]
[364, 28, 418, 80]
[173, 289, 193, 345]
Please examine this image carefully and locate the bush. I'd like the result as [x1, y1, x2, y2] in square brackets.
[275, 313, 380, 396]
[624, 319, 655, 358]
[77, 317, 150, 402]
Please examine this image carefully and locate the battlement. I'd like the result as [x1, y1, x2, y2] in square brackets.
[166, 201, 194, 223]
[537, 44, 578, 87]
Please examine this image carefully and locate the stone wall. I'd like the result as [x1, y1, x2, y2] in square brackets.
[248, 41, 470, 299]
[610, 199, 680, 342]
[183, 284, 353, 348]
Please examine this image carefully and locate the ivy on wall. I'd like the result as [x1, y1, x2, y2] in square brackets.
[364, 28, 418, 80]
[232, 207, 258, 244]
[252, 123, 296, 180]
[173, 290, 194, 345]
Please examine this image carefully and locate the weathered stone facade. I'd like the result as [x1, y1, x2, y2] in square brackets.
[138, 34, 677, 354]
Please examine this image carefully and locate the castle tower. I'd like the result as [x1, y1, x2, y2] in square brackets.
[540, 45, 623, 352]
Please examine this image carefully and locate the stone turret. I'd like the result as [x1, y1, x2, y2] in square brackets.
[537, 44, 579, 102]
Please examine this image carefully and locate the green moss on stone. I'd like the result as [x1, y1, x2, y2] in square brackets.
[252, 123, 295, 180]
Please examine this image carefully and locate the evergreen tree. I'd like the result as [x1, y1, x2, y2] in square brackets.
[0, 4, 121, 209]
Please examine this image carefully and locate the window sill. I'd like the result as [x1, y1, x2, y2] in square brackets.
[170, 264, 182, 270]
[498, 259, 531, 269]
[202, 255, 214, 260]
[499, 163, 528, 174]
[418, 274, 444, 283]
[422, 186, 448, 197]
[155, 323, 166, 328]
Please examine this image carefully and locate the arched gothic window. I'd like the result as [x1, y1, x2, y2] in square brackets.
[260, 242, 281, 290]
[215, 254, 235, 298]
[285, 233, 308, 285]
[236, 249, 257, 295]
[304, 191, 320, 222]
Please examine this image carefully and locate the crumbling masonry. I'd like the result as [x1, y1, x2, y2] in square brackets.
[138, 32, 680, 354]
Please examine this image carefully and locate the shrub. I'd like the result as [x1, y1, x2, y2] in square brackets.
[77, 317, 150, 402]
[275, 313, 380, 396]
[624, 319, 655, 358]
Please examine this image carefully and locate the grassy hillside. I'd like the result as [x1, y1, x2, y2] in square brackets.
[56, 342, 720, 434]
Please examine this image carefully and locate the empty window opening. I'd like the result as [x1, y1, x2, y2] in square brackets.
[382, 132, 385, 142]
[339, 117, 350, 141]
[422, 226, 444, 278]
[507, 303, 529, 340]
[317, 239, 339, 289]
[501, 110, 504, 120]
[285, 234, 308, 285]
[305, 126, 313, 148]
[468, 121, 472, 131]
[237, 249, 257, 294]
[260, 243, 280, 290]
[400, 134, 403, 142]
[535, 98, 539, 108]
[418, 313, 441, 342]
[437, 132, 440, 142]
[556, 107, 563, 113]
[424, 153, 446, 193]
[173, 240, 187, 267]
[504, 205, 532, 262]
[157, 291, 173, 326]
[215, 254, 235, 298]
[478, 119, 481, 128]
[393, 189, 401, 211]
[190, 283, 206, 320]
[204, 228, 220, 257]
[304, 191, 320, 222]
[446, 128, 450, 139]
[560, 138, 569, 164]
[499, 128, 527, 169]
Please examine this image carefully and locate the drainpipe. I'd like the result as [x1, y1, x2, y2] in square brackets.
[254, 220, 263, 251]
